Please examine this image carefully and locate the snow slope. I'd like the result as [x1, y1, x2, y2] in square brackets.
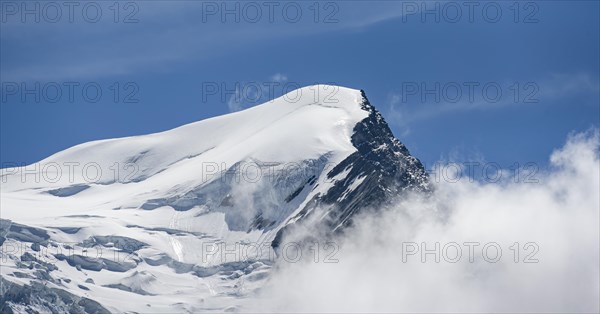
[0, 85, 429, 312]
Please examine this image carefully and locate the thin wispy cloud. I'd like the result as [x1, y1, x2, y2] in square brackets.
[270, 73, 288, 83]
[227, 74, 290, 112]
[386, 72, 600, 130]
[1, 2, 409, 82]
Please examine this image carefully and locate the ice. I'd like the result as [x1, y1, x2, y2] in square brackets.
[1, 85, 371, 312]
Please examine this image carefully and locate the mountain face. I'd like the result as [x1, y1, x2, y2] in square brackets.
[0, 85, 429, 313]
[272, 91, 430, 249]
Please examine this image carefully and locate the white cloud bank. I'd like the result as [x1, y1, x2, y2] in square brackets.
[250, 129, 600, 313]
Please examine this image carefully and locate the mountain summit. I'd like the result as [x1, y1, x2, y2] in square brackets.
[1, 85, 429, 313]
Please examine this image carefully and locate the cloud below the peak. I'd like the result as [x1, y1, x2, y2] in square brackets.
[249, 128, 600, 313]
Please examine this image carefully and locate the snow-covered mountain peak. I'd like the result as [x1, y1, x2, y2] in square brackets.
[2, 85, 368, 191]
[0, 86, 430, 313]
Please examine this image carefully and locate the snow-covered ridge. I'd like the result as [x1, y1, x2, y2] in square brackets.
[0, 85, 429, 313]
[2, 85, 366, 189]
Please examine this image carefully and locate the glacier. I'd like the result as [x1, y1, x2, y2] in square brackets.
[0, 85, 429, 313]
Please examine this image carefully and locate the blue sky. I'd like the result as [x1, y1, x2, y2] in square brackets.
[1, 1, 599, 171]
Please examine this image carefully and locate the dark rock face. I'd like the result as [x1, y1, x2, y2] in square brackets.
[321, 90, 431, 228]
[273, 90, 430, 249]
